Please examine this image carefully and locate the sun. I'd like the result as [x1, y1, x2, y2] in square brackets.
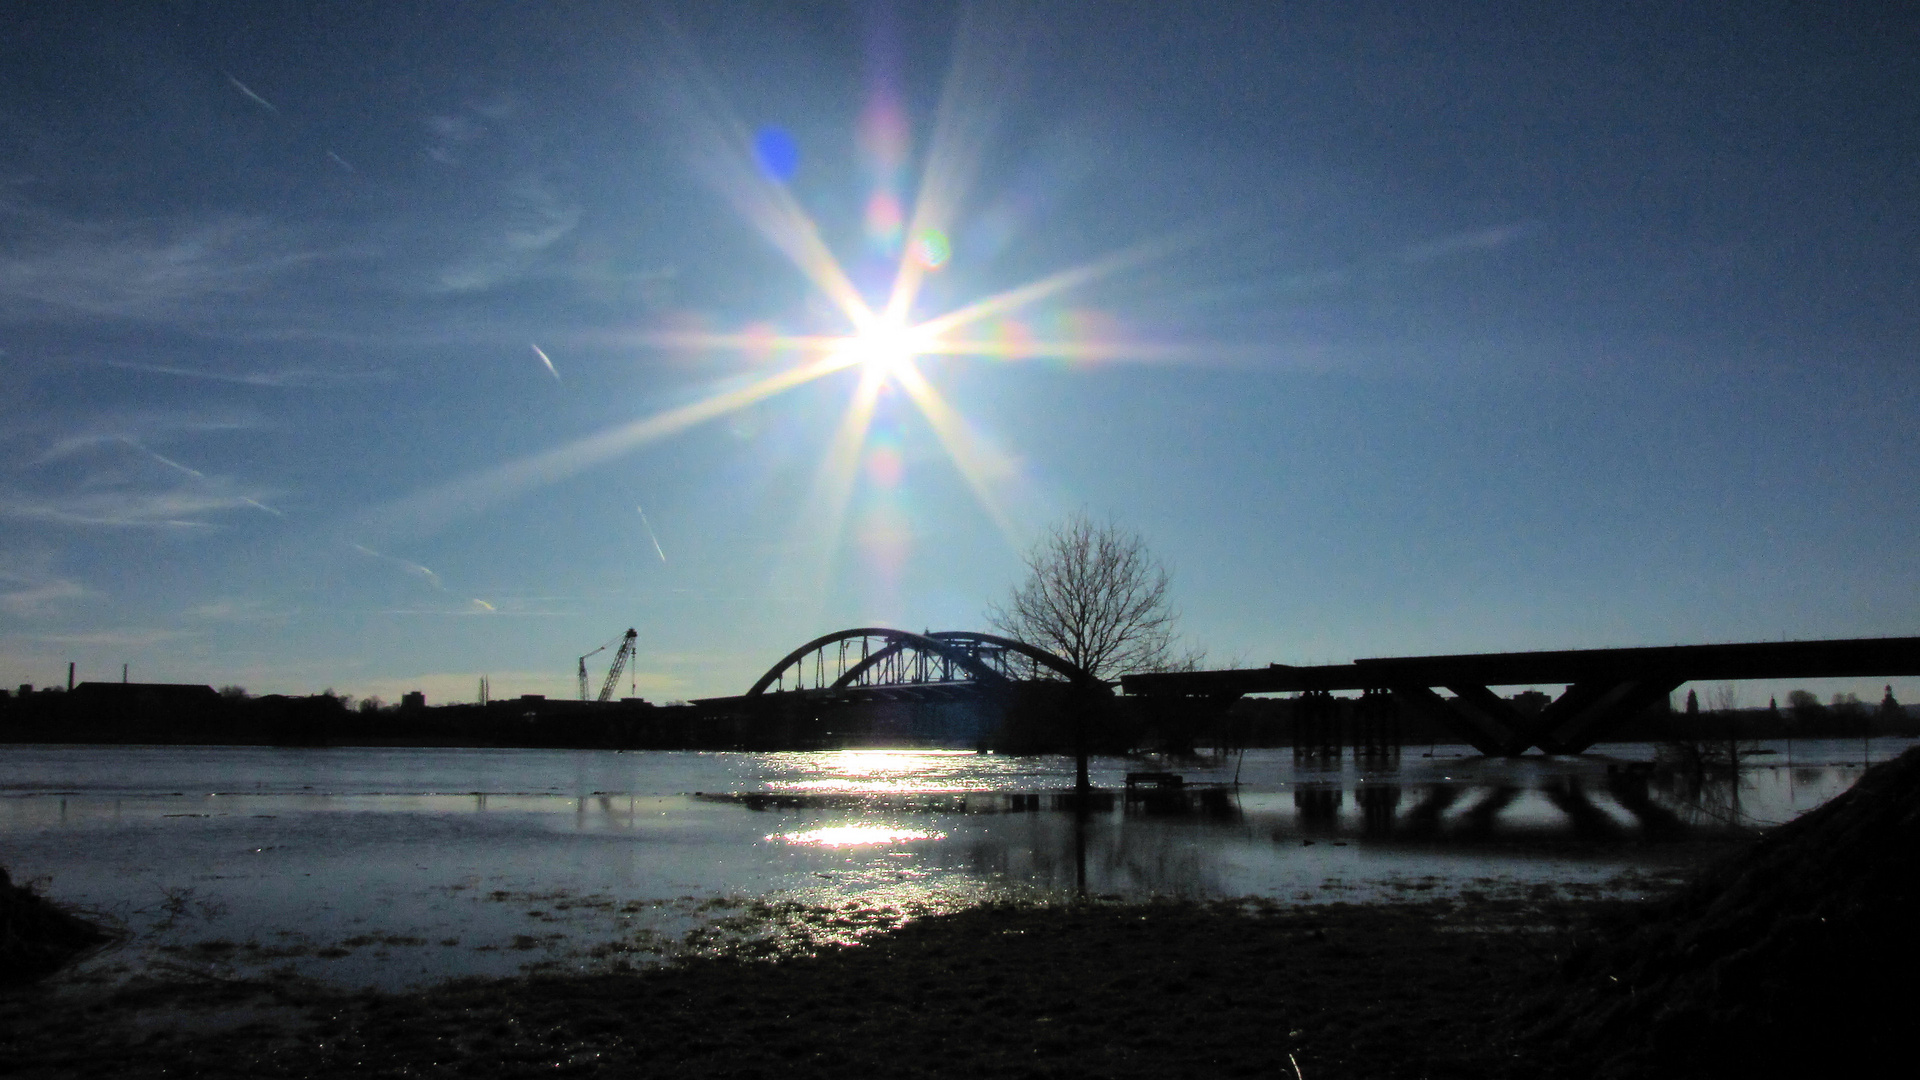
[840, 316, 925, 382]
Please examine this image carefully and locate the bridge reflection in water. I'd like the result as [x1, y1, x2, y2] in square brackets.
[688, 749, 1878, 901]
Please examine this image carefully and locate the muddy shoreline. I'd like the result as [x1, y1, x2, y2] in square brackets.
[3, 895, 1631, 1079]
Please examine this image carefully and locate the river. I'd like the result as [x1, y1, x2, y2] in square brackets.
[2, 738, 1906, 989]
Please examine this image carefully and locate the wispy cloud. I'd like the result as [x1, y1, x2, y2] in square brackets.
[186, 598, 292, 623]
[5, 426, 282, 529]
[349, 542, 503, 613]
[36, 628, 195, 648]
[425, 175, 579, 294]
[100, 359, 391, 388]
[0, 489, 273, 529]
[0, 578, 89, 617]
[224, 74, 280, 114]
[0, 548, 91, 617]
[351, 542, 444, 590]
[32, 416, 264, 465]
[1397, 223, 1538, 265]
[118, 438, 283, 517]
[0, 202, 321, 323]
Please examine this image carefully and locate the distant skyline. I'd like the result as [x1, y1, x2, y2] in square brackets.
[3, 2, 1916, 707]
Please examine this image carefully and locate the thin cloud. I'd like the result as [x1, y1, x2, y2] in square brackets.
[118, 439, 284, 518]
[425, 176, 579, 294]
[186, 598, 291, 623]
[14, 431, 285, 528]
[0, 489, 272, 529]
[1397, 223, 1537, 265]
[225, 74, 280, 114]
[0, 205, 321, 323]
[0, 578, 89, 617]
[101, 359, 391, 388]
[350, 542, 444, 590]
[636, 502, 667, 562]
[531, 343, 561, 381]
[36, 628, 195, 647]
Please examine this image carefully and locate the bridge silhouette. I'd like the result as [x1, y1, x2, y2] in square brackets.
[738, 628, 1101, 700]
[697, 630, 1920, 757]
[1122, 635, 1920, 755]
[691, 628, 1110, 752]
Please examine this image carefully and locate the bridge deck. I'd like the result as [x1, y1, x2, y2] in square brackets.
[1120, 636, 1920, 756]
[1120, 636, 1920, 696]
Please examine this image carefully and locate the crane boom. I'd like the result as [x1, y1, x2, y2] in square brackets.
[577, 640, 613, 701]
[598, 629, 638, 702]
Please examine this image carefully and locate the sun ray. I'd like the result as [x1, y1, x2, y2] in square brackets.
[783, 363, 892, 599]
[912, 235, 1187, 341]
[363, 352, 857, 540]
[880, 7, 1016, 326]
[649, 28, 876, 329]
[890, 360, 1024, 547]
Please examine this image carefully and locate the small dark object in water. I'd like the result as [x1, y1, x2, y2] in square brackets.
[0, 864, 108, 984]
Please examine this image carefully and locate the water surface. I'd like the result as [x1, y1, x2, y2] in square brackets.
[2, 740, 1903, 989]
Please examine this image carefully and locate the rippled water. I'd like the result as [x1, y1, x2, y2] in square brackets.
[2, 739, 1906, 989]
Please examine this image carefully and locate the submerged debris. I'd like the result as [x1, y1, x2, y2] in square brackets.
[1521, 746, 1920, 1077]
[0, 865, 109, 984]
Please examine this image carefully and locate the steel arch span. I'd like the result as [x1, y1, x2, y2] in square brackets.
[744, 628, 1100, 697]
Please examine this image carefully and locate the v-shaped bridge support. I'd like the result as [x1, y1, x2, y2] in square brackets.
[1390, 676, 1686, 755]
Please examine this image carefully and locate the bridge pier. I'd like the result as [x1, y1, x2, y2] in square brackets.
[1533, 676, 1687, 753]
[1292, 690, 1341, 759]
[1352, 689, 1402, 760]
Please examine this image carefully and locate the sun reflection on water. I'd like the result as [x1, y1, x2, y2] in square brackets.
[772, 825, 946, 847]
[768, 748, 986, 794]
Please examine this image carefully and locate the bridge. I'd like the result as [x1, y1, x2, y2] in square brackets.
[1120, 635, 1920, 755]
[688, 628, 1110, 752]
[736, 627, 1101, 700]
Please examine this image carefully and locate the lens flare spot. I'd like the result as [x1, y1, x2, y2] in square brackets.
[772, 825, 944, 847]
[865, 445, 904, 487]
[911, 228, 951, 269]
[865, 190, 904, 246]
[753, 126, 799, 182]
[858, 100, 910, 171]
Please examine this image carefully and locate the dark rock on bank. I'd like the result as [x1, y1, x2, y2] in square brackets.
[0, 865, 107, 984]
[1522, 746, 1920, 1076]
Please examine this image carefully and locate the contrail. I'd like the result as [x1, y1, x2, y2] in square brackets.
[225, 74, 279, 113]
[123, 438, 284, 517]
[326, 150, 355, 172]
[531, 343, 561, 381]
[636, 503, 667, 562]
[350, 542, 443, 590]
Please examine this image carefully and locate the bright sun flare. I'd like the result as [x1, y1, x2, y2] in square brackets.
[841, 318, 923, 381]
[391, 39, 1199, 561]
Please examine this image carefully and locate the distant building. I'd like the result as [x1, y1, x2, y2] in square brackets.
[1510, 689, 1551, 716]
[70, 682, 219, 708]
[401, 691, 426, 711]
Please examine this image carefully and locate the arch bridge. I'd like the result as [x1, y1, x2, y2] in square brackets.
[737, 628, 1100, 703]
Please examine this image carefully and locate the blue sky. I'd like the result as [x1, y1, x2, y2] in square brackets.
[3, 2, 1915, 706]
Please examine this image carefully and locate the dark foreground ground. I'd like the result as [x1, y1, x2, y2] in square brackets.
[2, 896, 1622, 1080]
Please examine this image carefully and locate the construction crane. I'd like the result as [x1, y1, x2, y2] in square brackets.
[578, 629, 638, 702]
[578, 639, 611, 701]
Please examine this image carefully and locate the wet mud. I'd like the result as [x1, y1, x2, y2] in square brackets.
[4, 896, 1610, 1079]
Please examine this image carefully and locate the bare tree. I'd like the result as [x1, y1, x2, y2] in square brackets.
[987, 513, 1193, 681]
